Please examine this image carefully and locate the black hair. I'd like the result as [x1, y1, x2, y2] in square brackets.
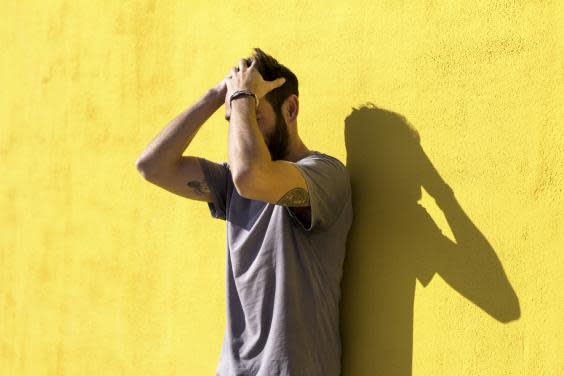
[244, 48, 299, 113]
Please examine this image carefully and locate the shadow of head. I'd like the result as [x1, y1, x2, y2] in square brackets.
[344, 102, 429, 210]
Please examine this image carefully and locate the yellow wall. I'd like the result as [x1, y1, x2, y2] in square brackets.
[1, 1, 563, 375]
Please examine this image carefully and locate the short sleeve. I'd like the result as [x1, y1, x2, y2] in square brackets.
[197, 157, 231, 221]
[286, 155, 351, 232]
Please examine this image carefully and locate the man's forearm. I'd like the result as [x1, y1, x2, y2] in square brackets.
[228, 97, 272, 184]
[136, 87, 224, 176]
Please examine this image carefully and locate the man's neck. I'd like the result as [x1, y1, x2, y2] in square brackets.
[283, 142, 314, 163]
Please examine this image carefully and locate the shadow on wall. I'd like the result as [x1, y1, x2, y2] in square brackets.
[339, 103, 521, 376]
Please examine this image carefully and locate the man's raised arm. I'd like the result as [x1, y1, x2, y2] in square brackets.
[135, 80, 226, 179]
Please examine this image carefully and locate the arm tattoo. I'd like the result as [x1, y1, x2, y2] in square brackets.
[276, 188, 310, 207]
[187, 180, 210, 196]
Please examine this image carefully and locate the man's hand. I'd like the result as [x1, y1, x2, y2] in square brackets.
[225, 58, 286, 100]
[210, 77, 228, 106]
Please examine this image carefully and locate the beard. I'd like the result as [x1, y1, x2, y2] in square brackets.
[265, 107, 290, 161]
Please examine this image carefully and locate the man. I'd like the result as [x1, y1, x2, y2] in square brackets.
[135, 48, 353, 376]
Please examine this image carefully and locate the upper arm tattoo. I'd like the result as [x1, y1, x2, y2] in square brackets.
[276, 187, 310, 207]
[187, 179, 210, 196]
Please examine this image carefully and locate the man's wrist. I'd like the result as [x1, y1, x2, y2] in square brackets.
[230, 90, 259, 109]
[231, 95, 257, 109]
[207, 86, 226, 107]
[230, 96, 257, 121]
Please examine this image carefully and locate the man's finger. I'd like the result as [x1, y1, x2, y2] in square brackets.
[239, 59, 247, 72]
[272, 77, 286, 88]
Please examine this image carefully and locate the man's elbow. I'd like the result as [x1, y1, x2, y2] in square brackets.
[136, 158, 149, 174]
[135, 158, 160, 180]
[232, 168, 257, 198]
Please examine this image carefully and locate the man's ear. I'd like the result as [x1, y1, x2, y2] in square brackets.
[284, 95, 299, 122]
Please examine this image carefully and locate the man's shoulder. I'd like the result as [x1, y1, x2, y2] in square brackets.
[298, 151, 351, 194]
[301, 151, 346, 169]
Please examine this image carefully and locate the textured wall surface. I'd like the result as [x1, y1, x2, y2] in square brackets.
[1, 1, 563, 375]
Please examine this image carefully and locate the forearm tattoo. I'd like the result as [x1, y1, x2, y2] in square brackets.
[187, 180, 211, 196]
[276, 188, 310, 207]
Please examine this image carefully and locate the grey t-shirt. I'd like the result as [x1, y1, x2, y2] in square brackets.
[198, 151, 353, 376]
